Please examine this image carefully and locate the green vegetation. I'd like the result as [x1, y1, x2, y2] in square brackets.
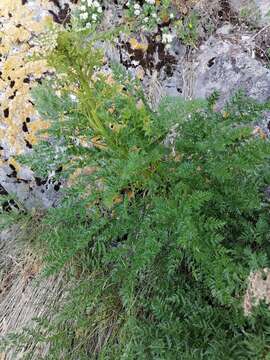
[239, 6, 261, 27]
[175, 11, 199, 47]
[3, 27, 270, 359]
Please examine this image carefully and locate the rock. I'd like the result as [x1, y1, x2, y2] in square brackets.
[104, 31, 187, 108]
[104, 41, 121, 63]
[0, 0, 73, 212]
[0, 164, 61, 211]
[255, 0, 270, 24]
[192, 36, 270, 108]
[216, 23, 234, 35]
[101, 0, 124, 30]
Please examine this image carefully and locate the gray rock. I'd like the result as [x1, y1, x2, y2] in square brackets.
[216, 23, 234, 35]
[192, 36, 270, 108]
[0, 164, 61, 211]
[103, 31, 187, 107]
[255, 0, 270, 24]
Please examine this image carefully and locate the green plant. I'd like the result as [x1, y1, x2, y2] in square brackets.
[239, 5, 261, 28]
[175, 11, 199, 47]
[5, 28, 270, 359]
[125, 0, 175, 32]
[72, 0, 104, 31]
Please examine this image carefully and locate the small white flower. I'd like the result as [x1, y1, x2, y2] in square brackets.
[168, 34, 174, 42]
[134, 3, 140, 9]
[170, 13, 174, 19]
[146, 0, 155, 4]
[93, 0, 100, 7]
[134, 9, 140, 16]
[92, 13, 98, 20]
[131, 60, 140, 66]
[144, 17, 149, 22]
[70, 94, 78, 102]
[152, 12, 157, 18]
[162, 33, 174, 44]
[87, 0, 93, 6]
[97, 6, 102, 13]
[80, 5, 86, 11]
[86, 22, 91, 28]
[80, 12, 88, 20]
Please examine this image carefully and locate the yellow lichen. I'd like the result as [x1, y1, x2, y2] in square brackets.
[0, 0, 61, 172]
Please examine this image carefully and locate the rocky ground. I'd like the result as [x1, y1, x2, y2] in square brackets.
[1, 0, 270, 358]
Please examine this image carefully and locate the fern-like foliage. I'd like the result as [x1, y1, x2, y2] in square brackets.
[6, 29, 270, 359]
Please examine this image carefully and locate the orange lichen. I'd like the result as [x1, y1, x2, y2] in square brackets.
[129, 37, 148, 52]
[0, 0, 59, 170]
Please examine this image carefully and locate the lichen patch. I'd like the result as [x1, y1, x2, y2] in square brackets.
[244, 268, 270, 316]
[0, 1, 57, 167]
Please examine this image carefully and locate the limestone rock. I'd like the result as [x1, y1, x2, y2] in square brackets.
[216, 23, 234, 35]
[192, 36, 270, 108]
[0, 164, 61, 211]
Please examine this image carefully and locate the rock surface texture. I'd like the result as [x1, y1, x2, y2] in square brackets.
[0, 0, 75, 210]
[192, 35, 270, 108]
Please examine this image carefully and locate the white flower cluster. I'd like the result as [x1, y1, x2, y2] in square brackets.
[79, 0, 103, 28]
[161, 27, 175, 49]
[162, 32, 174, 46]
[125, 1, 175, 50]
[126, 1, 159, 28]
[126, 1, 175, 33]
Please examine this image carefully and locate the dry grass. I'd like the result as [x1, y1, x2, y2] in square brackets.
[0, 226, 65, 359]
